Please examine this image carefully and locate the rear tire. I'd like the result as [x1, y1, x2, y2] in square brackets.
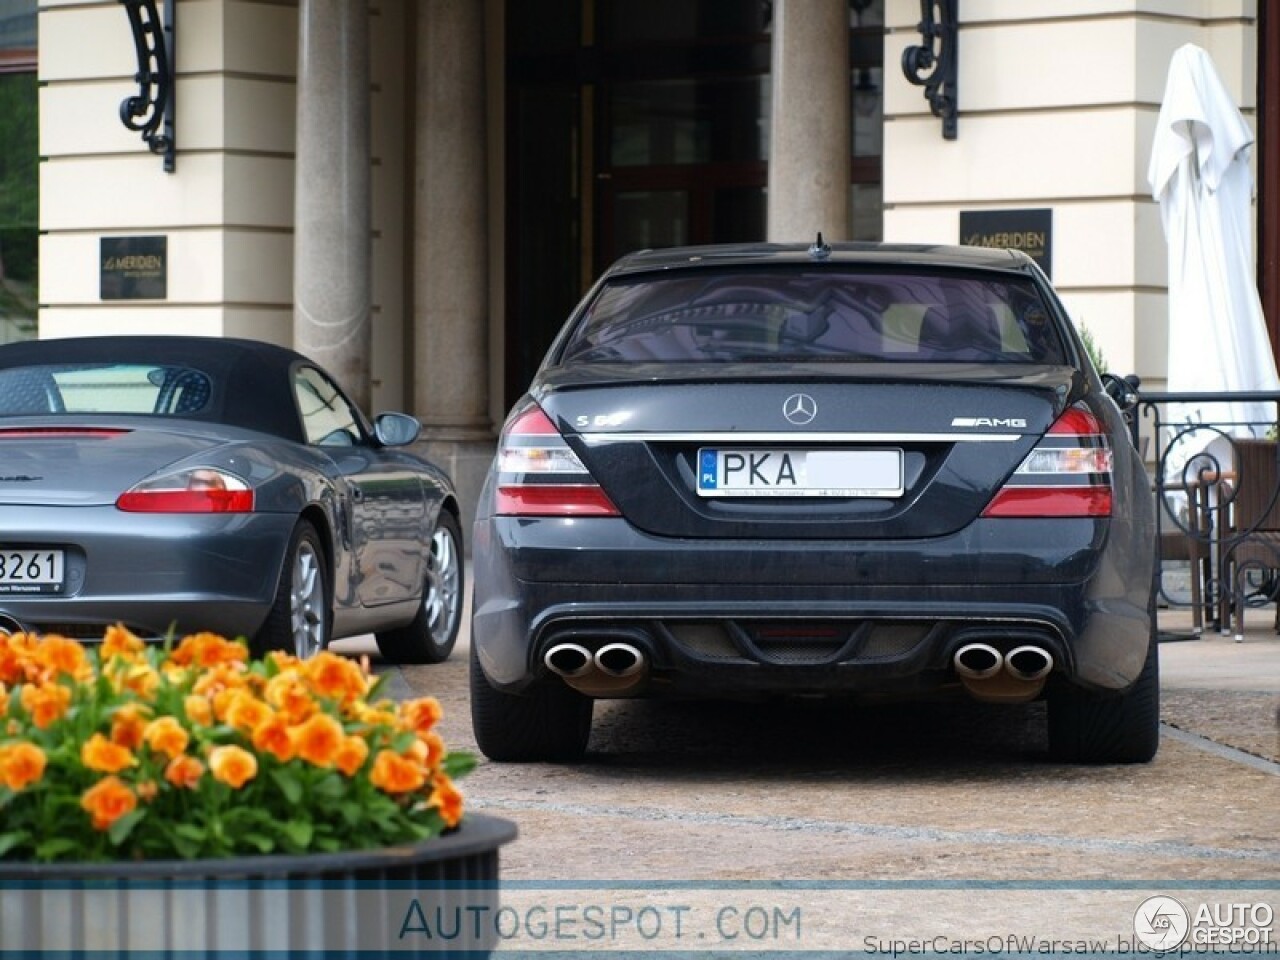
[375, 511, 463, 665]
[469, 642, 592, 762]
[252, 519, 329, 659]
[1048, 633, 1159, 764]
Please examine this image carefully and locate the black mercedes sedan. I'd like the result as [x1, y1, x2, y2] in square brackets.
[470, 242, 1157, 764]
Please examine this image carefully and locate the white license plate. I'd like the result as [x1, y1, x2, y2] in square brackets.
[696, 448, 904, 498]
[0, 549, 66, 594]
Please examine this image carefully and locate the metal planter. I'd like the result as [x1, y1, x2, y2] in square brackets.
[0, 812, 517, 957]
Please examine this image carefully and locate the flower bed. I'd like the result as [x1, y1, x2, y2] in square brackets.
[0, 627, 475, 862]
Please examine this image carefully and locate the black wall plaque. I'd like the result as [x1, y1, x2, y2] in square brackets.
[100, 235, 167, 300]
[959, 208, 1052, 278]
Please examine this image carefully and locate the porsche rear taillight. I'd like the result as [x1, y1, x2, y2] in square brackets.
[982, 406, 1113, 518]
[494, 406, 620, 517]
[116, 468, 255, 513]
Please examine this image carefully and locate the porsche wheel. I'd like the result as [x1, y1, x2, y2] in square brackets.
[375, 510, 463, 665]
[253, 519, 330, 659]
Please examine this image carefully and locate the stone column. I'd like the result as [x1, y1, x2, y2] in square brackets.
[767, 0, 851, 243]
[293, 0, 372, 409]
[414, 0, 492, 528]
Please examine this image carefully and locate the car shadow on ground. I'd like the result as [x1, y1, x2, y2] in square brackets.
[581, 695, 1064, 779]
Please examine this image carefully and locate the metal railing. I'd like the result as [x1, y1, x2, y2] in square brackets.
[1136, 389, 1280, 639]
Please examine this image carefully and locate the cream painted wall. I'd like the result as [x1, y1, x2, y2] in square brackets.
[882, 0, 1259, 389]
[37, 0, 410, 411]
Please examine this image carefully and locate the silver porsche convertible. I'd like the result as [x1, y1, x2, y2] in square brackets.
[0, 335, 462, 663]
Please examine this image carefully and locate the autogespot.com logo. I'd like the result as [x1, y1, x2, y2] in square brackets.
[1134, 896, 1191, 951]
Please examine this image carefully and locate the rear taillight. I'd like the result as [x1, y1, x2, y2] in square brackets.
[116, 468, 255, 513]
[494, 406, 620, 517]
[982, 405, 1113, 518]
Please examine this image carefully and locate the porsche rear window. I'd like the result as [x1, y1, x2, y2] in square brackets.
[559, 269, 1069, 365]
[0, 363, 212, 416]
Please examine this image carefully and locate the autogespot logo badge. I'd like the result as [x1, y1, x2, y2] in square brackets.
[783, 393, 817, 426]
[1134, 896, 1191, 951]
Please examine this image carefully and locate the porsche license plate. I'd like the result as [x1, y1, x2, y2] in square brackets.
[0, 549, 66, 594]
[696, 448, 904, 498]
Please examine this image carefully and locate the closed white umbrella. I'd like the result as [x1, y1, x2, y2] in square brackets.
[1148, 42, 1280, 475]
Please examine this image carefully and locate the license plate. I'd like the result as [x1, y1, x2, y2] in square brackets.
[0, 549, 66, 594]
[696, 448, 904, 497]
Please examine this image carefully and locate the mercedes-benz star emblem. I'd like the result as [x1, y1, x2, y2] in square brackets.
[783, 393, 817, 426]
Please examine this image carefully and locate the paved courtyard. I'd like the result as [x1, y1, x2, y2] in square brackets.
[339, 584, 1280, 952]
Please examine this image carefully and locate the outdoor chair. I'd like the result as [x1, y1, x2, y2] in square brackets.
[1159, 474, 1218, 634]
[1218, 438, 1280, 639]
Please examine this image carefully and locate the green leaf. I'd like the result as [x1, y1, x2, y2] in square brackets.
[241, 833, 275, 854]
[172, 824, 206, 842]
[34, 837, 78, 860]
[390, 731, 416, 753]
[0, 832, 29, 858]
[108, 808, 146, 846]
[442, 751, 477, 779]
[270, 769, 303, 805]
[311, 774, 346, 801]
[278, 820, 313, 850]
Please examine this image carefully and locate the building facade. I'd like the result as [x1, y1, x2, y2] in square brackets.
[31, 0, 1280, 522]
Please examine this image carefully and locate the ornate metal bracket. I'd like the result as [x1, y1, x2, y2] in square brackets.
[118, 0, 175, 172]
[900, 0, 957, 140]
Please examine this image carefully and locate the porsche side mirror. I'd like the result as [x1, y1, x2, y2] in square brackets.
[373, 411, 422, 447]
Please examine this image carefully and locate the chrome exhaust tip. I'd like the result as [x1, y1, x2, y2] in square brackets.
[594, 642, 646, 678]
[1004, 645, 1054, 682]
[953, 642, 1003, 681]
[543, 642, 595, 678]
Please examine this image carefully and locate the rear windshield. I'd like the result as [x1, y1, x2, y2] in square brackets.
[0, 363, 212, 416]
[559, 268, 1069, 365]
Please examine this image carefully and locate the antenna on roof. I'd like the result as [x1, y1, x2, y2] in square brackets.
[808, 232, 831, 260]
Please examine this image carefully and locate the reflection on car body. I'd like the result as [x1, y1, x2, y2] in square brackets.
[470, 241, 1156, 764]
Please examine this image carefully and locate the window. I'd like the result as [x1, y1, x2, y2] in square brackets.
[560, 269, 1067, 365]
[0, 364, 212, 415]
[294, 366, 364, 447]
[0, 0, 37, 344]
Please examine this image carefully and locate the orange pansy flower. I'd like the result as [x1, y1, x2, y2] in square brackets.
[265, 672, 317, 724]
[20, 682, 72, 729]
[36, 635, 92, 682]
[110, 703, 152, 750]
[429, 773, 464, 828]
[334, 735, 370, 777]
[369, 750, 426, 794]
[171, 632, 248, 669]
[0, 741, 47, 791]
[224, 690, 274, 733]
[101, 624, 145, 662]
[80, 775, 137, 830]
[292, 712, 344, 767]
[251, 715, 296, 763]
[209, 744, 258, 789]
[184, 694, 214, 727]
[304, 652, 368, 704]
[420, 731, 447, 767]
[136, 779, 159, 803]
[398, 697, 443, 735]
[142, 716, 190, 760]
[81, 733, 137, 773]
[164, 754, 205, 790]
